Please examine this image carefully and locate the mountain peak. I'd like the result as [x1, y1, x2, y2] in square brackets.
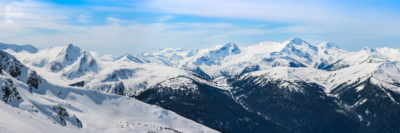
[0, 42, 38, 53]
[50, 43, 83, 72]
[283, 37, 316, 50]
[362, 47, 377, 52]
[121, 53, 132, 57]
[58, 43, 82, 61]
[215, 42, 240, 55]
[65, 43, 80, 51]
[191, 42, 240, 66]
[289, 37, 306, 45]
[319, 42, 339, 49]
[67, 43, 74, 47]
[222, 42, 238, 48]
[277, 38, 319, 65]
[282, 37, 317, 51]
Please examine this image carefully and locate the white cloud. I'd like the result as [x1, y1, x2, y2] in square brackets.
[141, 0, 400, 32]
[0, 1, 266, 54]
[106, 17, 120, 24]
[77, 15, 90, 23]
[142, 0, 338, 23]
[0, 0, 276, 55]
[158, 15, 173, 22]
[0, 0, 399, 55]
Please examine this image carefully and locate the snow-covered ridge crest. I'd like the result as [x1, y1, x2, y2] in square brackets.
[6, 38, 400, 95]
[0, 42, 38, 53]
[370, 61, 400, 91]
[240, 61, 400, 94]
[239, 67, 323, 92]
[139, 37, 342, 78]
[156, 77, 199, 92]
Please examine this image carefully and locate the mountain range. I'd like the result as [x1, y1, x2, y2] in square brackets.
[1, 38, 400, 133]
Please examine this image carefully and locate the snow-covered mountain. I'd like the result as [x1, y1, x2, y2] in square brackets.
[132, 38, 353, 78]
[0, 50, 218, 133]
[4, 37, 400, 133]
[0, 42, 38, 53]
[140, 38, 398, 78]
[10, 44, 220, 97]
[10, 38, 400, 92]
[322, 47, 400, 70]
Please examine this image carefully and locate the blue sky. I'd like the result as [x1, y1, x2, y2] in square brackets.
[0, 0, 400, 55]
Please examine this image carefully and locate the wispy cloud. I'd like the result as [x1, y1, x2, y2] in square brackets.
[77, 15, 90, 23]
[0, 0, 275, 54]
[142, 0, 333, 23]
[106, 17, 120, 24]
[158, 15, 173, 22]
[0, 0, 399, 54]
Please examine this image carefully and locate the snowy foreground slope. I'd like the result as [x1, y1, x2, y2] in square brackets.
[0, 50, 217, 133]
[3, 38, 400, 133]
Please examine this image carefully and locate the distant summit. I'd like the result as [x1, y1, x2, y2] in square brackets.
[0, 42, 38, 53]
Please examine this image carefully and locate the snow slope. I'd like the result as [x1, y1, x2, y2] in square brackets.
[9, 44, 215, 96]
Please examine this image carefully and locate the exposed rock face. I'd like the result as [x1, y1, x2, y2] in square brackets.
[27, 71, 41, 92]
[52, 105, 83, 128]
[0, 50, 25, 78]
[1, 78, 23, 105]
